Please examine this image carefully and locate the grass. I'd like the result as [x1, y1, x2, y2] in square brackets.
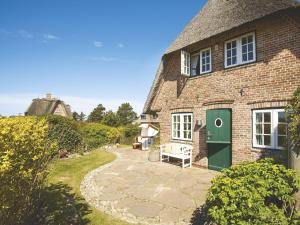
[30, 150, 130, 225]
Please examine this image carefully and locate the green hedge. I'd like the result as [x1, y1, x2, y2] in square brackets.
[205, 159, 300, 225]
[0, 117, 57, 225]
[118, 124, 141, 145]
[46, 115, 84, 154]
[80, 123, 121, 150]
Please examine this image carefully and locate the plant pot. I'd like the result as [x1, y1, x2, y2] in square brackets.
[148, 150, 160, 162]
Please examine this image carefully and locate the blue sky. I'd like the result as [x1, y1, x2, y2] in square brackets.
[0, 0, 207, 116]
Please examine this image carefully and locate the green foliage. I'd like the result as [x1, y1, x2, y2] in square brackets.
[80, 123, 121, 150]
[102, 110, 119, 127]
[72, 111, 80, 121]
[0, 117, 58, 225]
[119, 124, 141, 145]
[205, 159, 300, 225]
[88, 104, 106, 123]
[287, 86, 300, 154]
[116, 103, 137, 125]
[46, 115, 84, 154]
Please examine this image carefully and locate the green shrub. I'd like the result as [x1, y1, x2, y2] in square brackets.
[205, 159, 300, 225]
[80, 123, 121, 150]
[119, 124, 141, 145]
[46, 115, 84, 154]
[0, 117, 57, 225]
[287, 86, 300, 154]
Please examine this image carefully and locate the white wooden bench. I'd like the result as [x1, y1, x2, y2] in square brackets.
[160, 143, 193, 169]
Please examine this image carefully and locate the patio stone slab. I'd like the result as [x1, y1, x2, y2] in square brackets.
[81, 148, 218, 225]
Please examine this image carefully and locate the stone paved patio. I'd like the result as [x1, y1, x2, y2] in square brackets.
[80, 148, 217, 225]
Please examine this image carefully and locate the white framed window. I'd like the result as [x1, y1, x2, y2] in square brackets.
[225, 32, 256, 68]
[181, 50, 190, 76]
[172, 113, 193, 141]
[252, 109, 287, 150]
[200, 48, 212, 74]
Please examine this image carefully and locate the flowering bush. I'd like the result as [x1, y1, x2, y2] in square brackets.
[0, 117, 57, 225]
[206, 159, 300, 225]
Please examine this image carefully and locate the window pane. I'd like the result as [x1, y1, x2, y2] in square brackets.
[242, 54, 247, 62]
[227, 43, 231, 49]
[227, 50, 231, 58]
[256, 113, 262, 123]
[278, 124, 287, 135]
[278, 136, 286, 148]
[264, 113, 271, 123]
[232, 41, 236, 48]
[206, 64, 210, 71]
[278, 112, 286, 123]
[248, 35, 253, 43]
[232, 48, 237, 56]
[227, 58, 231, 66]
[242, 45, 247, 53]
[242, 37, 247, 45]
[256, 124, 262, 134]
[248, 52, 254, 61]
[256, 135, 263, 145]
[232, 57, 237, 65]
[264, 124, 271, 134]
[264, 135, 271, 146]
[248, 43, 253, 52]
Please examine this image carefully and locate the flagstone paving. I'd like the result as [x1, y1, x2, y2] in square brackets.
[80, 148, 217, 225]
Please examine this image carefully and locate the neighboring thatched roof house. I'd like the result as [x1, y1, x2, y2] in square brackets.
[25, 93, 72, 117]
[143, 0, 299, 113]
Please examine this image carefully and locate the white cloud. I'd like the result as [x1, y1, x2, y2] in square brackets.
[43, 33, 61, 40]
[0, 93, 143, 116]
[17, 29, 34, 39]
[117, 43, 124, 48]
[93, 41, 103, 48]
[86, 56, 116, 62]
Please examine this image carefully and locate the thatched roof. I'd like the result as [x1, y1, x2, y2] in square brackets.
[25, 95, 72, 117]
[166, 0, 298, 54]
[143, 0, 298, 113]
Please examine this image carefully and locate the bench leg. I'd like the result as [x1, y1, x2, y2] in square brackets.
[167, 156, 170, 162]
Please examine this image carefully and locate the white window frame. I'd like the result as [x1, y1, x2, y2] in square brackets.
[181, 50, 190, 76]
[224, 32, 256, 68]
[252, 109, 287, 150]
[200, 47, 212, 74]
[172, 113, 193, 141]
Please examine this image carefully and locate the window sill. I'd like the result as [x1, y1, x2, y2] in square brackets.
[224, 61, 257, 71]
[189, 71, 213, 80]
[251, 146, 286, 152]
[171, 139, 193, 143]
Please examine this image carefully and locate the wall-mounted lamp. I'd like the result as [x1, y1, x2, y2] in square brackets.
[196, 119, 202, 127]
[239, 88, 245, 96]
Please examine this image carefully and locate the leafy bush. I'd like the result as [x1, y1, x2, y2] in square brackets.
[46, 115, 84, 154]
[119, 124, 141, 145]
[0, 117, 57, 225]
[80, 123, 121, 150]
[287, 86, 300, 154]
[205, 159, 300, 225]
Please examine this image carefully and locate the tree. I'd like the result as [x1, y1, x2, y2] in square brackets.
[72, 111, 80, 121]
[88, 104, 106, 122]
[102, 110, 119, 127]
[78, 112, 86, 122]
[287, 86, 300, 154]
[116, 103, 137, 125]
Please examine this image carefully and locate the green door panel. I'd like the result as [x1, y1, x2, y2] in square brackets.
[208, 143, 231, 171]
[206, 109, 231, 143]
[206, 109, 232, 171]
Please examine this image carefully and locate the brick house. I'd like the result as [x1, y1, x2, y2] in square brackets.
[143, 0, 300, 170]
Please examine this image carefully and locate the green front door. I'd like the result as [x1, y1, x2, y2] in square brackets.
[206, 109, 232, 171]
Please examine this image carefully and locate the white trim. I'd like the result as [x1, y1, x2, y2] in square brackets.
[200, 47, 212, 74]
[224, 32, 256, 68]
[171, 113, 193, 141]
[181, 50, 191, 76]
[252, 109, 287, 150]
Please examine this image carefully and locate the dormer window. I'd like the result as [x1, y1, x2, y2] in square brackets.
[182, 47, 212, 77]
[225, 32, 256, 68]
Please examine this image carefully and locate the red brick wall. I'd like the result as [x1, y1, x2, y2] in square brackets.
[150, 11, 300, 167]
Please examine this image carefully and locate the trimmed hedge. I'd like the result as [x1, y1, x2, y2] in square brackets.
[119, 124, 141, 145]
[80, 123, 121, 150]
[46, 115, 84, 154]
[0, 117, 57, 225]
[205, 159, 300, 225]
